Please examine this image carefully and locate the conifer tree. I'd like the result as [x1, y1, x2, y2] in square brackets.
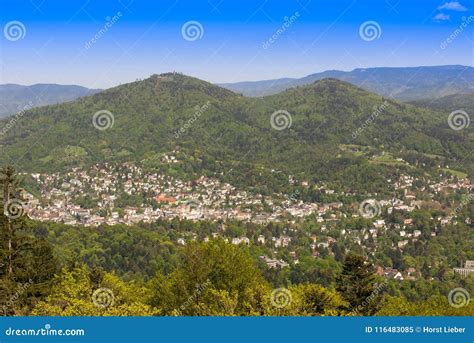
[0, 166, 57, 315]
[336, 253, 378, 315]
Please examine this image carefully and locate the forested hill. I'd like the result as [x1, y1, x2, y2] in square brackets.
[0, 73, 472, 194]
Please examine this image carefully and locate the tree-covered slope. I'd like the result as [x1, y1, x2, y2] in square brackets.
[409, 93, 474, 114]
[220, 65, 474, 100]
[0, 73, 472, 193]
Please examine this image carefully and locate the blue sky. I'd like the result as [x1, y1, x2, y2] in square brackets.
[0, 0, 472, 88]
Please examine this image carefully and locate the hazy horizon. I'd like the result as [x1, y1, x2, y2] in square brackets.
[1, 0, 473, 88]
[0, 64, 471, 90]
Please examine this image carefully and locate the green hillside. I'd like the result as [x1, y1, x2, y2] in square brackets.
[409, 93, 474, 113]
[0, 73, 472, 195]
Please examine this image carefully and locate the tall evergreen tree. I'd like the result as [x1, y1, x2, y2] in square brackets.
[336, 253, 378, 315]
[1, 166, 20, 277]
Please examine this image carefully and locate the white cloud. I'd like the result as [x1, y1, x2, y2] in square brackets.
[438, 1, 467, 11]
[433, 13, 451, 21]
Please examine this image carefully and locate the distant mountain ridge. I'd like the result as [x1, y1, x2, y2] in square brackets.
[3, 65, 470, 119]
[409, 93, 474, 114]
[0, 83, 101, 118]
[219, 65, 474, 101]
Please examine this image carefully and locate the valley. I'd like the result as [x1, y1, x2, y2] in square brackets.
[0, 71, 472, 317]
